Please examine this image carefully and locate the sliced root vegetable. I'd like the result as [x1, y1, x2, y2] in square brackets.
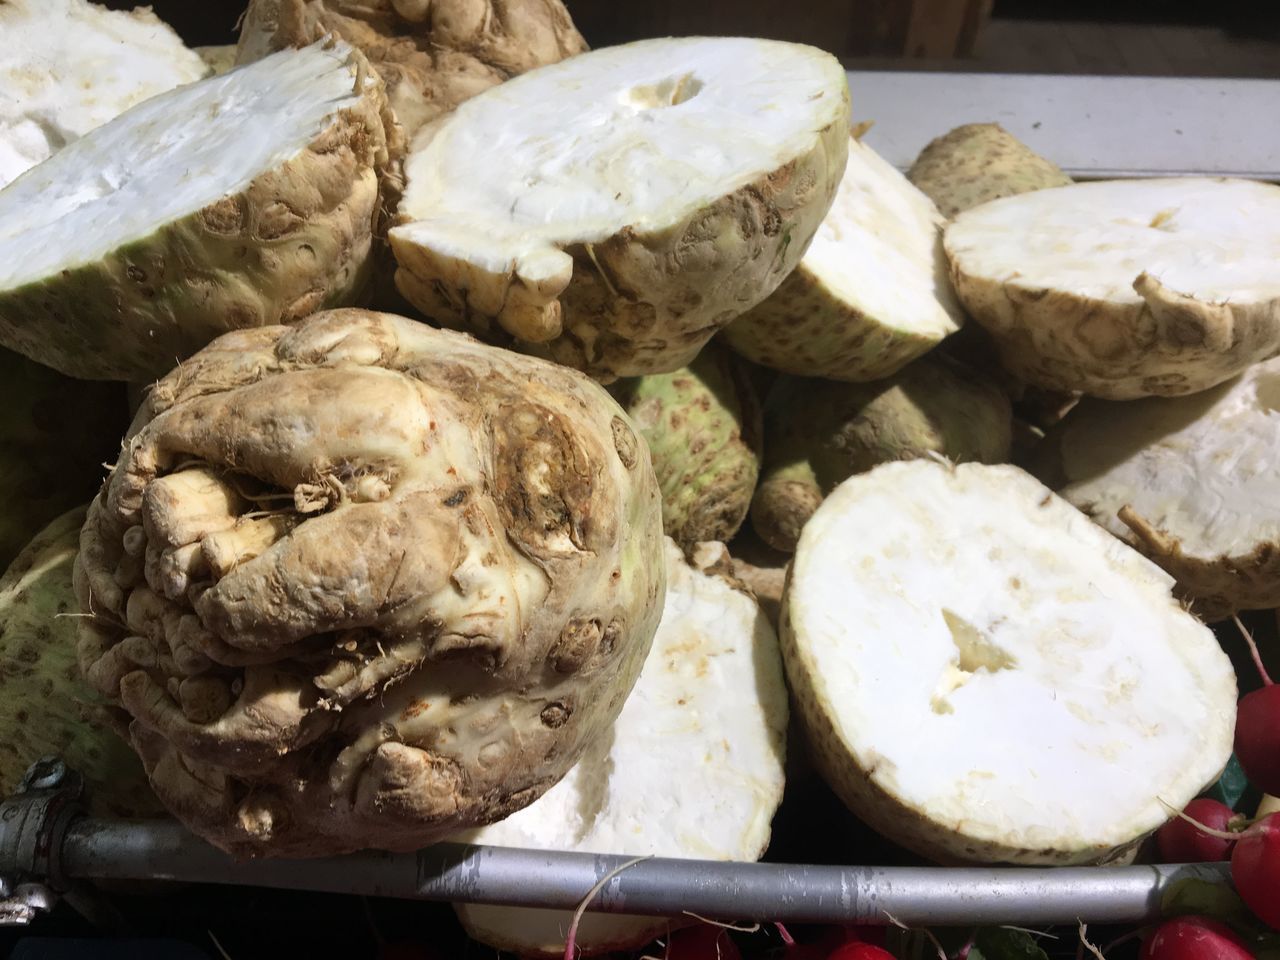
[0, 507, 163, 818]
[944, 177, 1280, 400]
[751, 355, 1011, 552]
[782, 460, 1237, 864]
[236, 0, 587, 147]
[0, 0, 209, 189]
[906, 123, 1072, 220]
[610, 341, 763, 549]
[0, 41, 392, 382]
[722, 134, 963, 382]
[453, 539, 788, 957]
[75, 309, 666, 858]
[1036, 355, 1280, 621]
[390, 36, 849, 381]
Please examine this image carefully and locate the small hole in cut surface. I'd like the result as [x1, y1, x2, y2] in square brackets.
[621, 73, 704, 111]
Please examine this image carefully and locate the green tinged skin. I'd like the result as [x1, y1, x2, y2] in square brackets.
[0, 348, 129, 570]
[611, 342, 763, 548]
[0, 507, 162, 818]
[752, 354, 1012, 551]
[906, 122, 1072, 219]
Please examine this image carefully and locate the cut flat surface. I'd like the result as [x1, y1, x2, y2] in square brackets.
[0, 45, 367, 291]
[724, 135, 963, 381]
[784, 460, 1236, 864]
[0, 42, 389, 381]
[0, 0, 208, 188]
[391, 36, 849, 380]
[1037, 356, 1280, 621]
[455, 539, 787, 957]
[944, 178, 1280, 398]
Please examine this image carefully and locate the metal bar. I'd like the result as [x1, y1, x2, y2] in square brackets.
[60, 819, 1229, 926]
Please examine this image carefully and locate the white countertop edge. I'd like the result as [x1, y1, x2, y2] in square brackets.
[843, 71, 1280, 181]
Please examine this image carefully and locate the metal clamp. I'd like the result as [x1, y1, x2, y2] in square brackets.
[0, 756, 86, 926]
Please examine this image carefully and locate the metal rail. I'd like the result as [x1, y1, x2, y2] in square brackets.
[55, 818, 1229, 926]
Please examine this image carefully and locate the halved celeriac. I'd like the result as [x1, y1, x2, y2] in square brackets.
[723, 134, 964, 382]
[1036, 355, 1280, 622]
[944, 178, 1280, 399]
[453, 539, 788, 957]
[0, 0, 208, 189]
[0, 41, 391, 381]
[390, 36, 850, 381]
[783, 459, 1236, 864]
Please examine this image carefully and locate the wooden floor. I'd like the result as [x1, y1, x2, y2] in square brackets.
[847, 18, 1280, 77]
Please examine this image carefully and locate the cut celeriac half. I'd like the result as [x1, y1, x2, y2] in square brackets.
[0, 0, 209, 189]
[390, 36, 850, 381]
[453, 539, 788, 957]
[0, 41, 391, 382]
[1036, 355, 1280, 622]
[783, 459, 1236, 865]
[723, 133, 964, 381]
[944, 178, 1280, 399]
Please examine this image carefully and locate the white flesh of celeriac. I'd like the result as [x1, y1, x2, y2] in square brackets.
[388, 36, 849, 380]
[785, 460, 1237, 864]
[0, 43, 368, 291]
[725, 136, 963, 380]
[395, 37, 840, 276]
[454, 539, 788, 957]
[1040, 355, 1280, 618]
[803, 139, 962, 344]
[943, 178, 1280, 398]
[0, 0, 208, 188]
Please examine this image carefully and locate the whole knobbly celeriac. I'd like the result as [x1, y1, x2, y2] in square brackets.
[236, 0, 588, 148]
[74, 309, 666, 858]
[907, 123, 1072, 220]
[752, 355, 1012, 552]
[610, 342, 762, 549]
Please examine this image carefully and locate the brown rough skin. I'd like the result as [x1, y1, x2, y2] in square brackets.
[906, 122, 1072, 220]
[74, 308, 666, 858]
[236, 0, 588, 146]
[0, 45, 393, 383]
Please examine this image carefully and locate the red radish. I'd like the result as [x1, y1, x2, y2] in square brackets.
[1157, 798, 1238, 862]
[826, 944, 895, 960]
[1139, 916, 1254, 959]
[1233, 616, 1280, 796]
[1235, 685, 1280, 796]
[812, 925, 887, 949]
[666, 924, 743, 960]
[1231, 812, 1280, 929]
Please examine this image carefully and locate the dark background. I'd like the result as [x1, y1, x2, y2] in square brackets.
[102, 0, 1279, 55]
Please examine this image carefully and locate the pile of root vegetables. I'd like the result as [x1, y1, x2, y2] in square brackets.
[0, 1, 1278, 957]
